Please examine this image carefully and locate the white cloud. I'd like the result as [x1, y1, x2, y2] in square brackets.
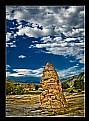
[6, 72, 11, 77]
[18, 55, 26, 59]
[6, 43, 9, 47]
[65, 37, 77, 42]
[6, 6, 85, 64]
[41, 36, 52, 43]
[14, 10, 24, 20]
[6, 42, 17, 48]
[57, 65, 84, 79]
[6, 68, 43, 78]
[53, 37, 62, 41]
[29, 34, 84, 64]
[10, 44, 17, 47]
[16, 27, 31, 37]
[69, 60, 75, 63]
[6, 65, 11, 70]
[6, 66, 84, 80]
[6, 32, 17, 47]
[6, 32, 12, 42]
[17, 25, 23, 29]
[6, 6, 85, 38]
[16, 26, 53, 37]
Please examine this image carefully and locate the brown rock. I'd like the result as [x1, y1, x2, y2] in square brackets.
[42, 97, 48, 103]
[51, 96, 56, 100]
[49, 89, 53, 93]
[42, 90, 48, 96]
[39, 62, 66, 109]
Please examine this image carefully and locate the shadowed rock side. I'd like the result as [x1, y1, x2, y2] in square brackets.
[39, 62, 67, 109]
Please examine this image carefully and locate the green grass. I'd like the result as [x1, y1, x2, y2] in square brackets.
[66, 87, 75, 92]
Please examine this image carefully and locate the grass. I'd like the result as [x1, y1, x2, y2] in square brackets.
[6, 92, 85, 116]
[66, 87, 75, 91]
[28, 90, 42, 94]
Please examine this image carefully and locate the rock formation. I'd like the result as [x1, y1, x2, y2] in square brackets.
[39, 62, 66, 109]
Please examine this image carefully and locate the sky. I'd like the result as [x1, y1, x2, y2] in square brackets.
[6, 6, 85, 83]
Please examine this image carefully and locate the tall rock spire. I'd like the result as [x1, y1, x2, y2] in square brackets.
[39, 62, 66, 109]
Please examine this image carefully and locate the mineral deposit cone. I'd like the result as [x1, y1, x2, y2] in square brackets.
[39, 62, 66, 109]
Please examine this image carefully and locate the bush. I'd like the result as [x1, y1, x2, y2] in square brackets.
[6, 84, 12, 94]
[16, 86, 24, 94]
[35, 85, 39, 90]
[69, 90, 74, 93]
[78, 89, 82, 92]
[28, 90, 42, 94]
[6, 83, 24, 95]
[62, 83, 70, 89]
[74, 79, 84, 90]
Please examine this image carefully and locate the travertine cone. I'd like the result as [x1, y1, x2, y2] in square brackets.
[39, 62, 66, 109]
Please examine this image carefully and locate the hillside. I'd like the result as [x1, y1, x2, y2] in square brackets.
[61, 72, 85, 91]
[6, 80, 42, 95]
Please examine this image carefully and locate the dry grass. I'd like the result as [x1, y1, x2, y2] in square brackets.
[6, 92, 85, 116]
[6, 94, 40, 105]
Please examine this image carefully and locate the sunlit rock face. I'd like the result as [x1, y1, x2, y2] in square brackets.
[40, 62, 66, 109]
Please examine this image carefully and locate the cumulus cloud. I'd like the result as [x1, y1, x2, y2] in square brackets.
[6, 65, 84, 79]
[41, 36, 52, 43]
[16, 25, 54, 37]
[65, 37, 77, 42]
[69, 60, 75, 63]
[6, 41, 17, 48]
[6, 32, 17, 47]
[6, 6, 85, 40]
[6, 72, 11, 78]
[6, 6, 85, 64]
[18, 55, 26, 59]
[57, 65, 84, 79]
[6, 68, 43, 78]
[6, 65, 11, 70]
[6, 6, 85, 38]
[6, 32, 12, 42]
[10, 44, 17, 47]
[29, 35, 84, 64]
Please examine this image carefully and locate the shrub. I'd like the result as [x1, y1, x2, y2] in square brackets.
[6, 84, 12, 94]
[69, 90, 74, 93]
[74, 79, 84, 90]
[78, 89, 82, 92]
[62, 83, 70, 89]
[35, 85, 39, 90]
[6, 83, 24, 95]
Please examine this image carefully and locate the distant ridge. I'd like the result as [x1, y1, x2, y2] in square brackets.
[6, 79, 40, 84]
[6, 72, 84, 85]
[23, 80, 40, 84]
[61, 72, 85, 88]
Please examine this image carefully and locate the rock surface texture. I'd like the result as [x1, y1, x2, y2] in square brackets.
[39, 62, 66, 109]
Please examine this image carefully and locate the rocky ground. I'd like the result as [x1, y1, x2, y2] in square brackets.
[6, 92, 85, 117]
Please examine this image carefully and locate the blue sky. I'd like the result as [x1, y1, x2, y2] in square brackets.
[6, 6, 85, 83]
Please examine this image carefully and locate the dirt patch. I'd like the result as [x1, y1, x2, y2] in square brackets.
[6, 93, 85, 117]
